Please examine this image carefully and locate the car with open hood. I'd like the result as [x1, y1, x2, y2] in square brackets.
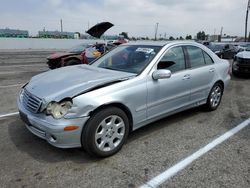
[18, 41, 230, 157]
[46, 43, 106, 69]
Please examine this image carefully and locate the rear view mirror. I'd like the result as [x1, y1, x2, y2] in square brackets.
[152, 69, 171, 80]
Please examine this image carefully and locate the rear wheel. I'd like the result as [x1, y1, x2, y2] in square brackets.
[205, 83, 223, 111]
[64, 59, 81, 66]
[81, 107, 129, 157]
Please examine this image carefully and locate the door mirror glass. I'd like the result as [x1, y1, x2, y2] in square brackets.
[152, 69, 171, 80]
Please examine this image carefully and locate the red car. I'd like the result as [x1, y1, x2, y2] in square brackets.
[47, 43, 106, 69]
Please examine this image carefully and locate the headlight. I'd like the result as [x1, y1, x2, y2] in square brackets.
[46, 100, 72, 119]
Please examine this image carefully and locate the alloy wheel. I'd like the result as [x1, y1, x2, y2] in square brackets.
[95, 115, 125, 152]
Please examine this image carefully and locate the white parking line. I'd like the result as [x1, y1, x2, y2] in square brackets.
[140, 118, 250, 188]
[0, 112, 19, 118]
[0, 83, 24, 88]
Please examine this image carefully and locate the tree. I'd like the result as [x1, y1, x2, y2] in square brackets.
[197, 31, 206, 40]
[186, 35, 192, 40]
[119, 32, 129, 39]
[179, 36, 184, 40]
[169, 36, 175, 40]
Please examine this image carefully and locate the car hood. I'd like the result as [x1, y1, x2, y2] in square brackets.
[86, 22, 114, 38]
[236, 51, 250, 59]
[25, 65, 136, 103]
[47, 52, 77, 59]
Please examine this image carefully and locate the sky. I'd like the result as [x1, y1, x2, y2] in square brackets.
[0, 0, 248, 38]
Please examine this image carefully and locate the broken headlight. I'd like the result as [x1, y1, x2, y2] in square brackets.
[46, 100, 72, 119]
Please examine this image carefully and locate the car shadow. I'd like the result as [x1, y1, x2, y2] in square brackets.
[8, 119, 97, 164]
[127, 106, 206, 143]
[8, 106, 207, 163]
[231, 74, 250, 80]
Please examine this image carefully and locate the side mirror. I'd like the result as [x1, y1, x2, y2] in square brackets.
[152, 69, 171, 80]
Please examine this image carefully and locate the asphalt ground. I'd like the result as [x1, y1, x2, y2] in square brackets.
[0, 51, 249, 188]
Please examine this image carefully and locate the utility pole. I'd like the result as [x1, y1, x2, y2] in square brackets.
[218, 27, 223, 42]
[155, 22, 159, 41]
[60, 19, 63, 32]
[220, 27, 223, 38]
[245, 0, 250, 42]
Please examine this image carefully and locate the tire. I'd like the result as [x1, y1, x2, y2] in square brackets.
[64, 59, 81, 66]
[205, 83, 223, 111]
[81, 107, 129, 157]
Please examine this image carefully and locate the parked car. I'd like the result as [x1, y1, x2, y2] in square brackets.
[17, 41, 230, 157]
[47, 43, 106, 69]
[209, 43, 237, 59]
[232, 44, 250, 76]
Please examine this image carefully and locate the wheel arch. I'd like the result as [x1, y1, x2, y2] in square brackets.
[88, 102, 134, 133]
[214, 80, 224, 92]
[62, 57, 81, 66]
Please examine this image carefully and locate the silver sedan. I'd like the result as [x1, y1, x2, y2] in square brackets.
[17, 41, 230, 157]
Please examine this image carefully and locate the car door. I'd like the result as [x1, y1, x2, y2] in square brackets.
[185, 45, 217, 104]
[146, 46, 191, 120]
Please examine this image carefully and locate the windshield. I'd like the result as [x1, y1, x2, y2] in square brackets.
[91, 45, 161, 74]
[68, 44, 90, 53]
[245, 44, 250, 51]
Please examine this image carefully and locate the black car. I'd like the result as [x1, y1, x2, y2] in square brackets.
[232, 45, 250, 76]
[209, 43, 237, 59]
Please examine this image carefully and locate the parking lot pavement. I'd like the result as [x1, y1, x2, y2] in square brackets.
[0, 52, 249, 188]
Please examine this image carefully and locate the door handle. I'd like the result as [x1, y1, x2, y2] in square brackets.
[209, 68, 215, 73]
[183, 74, 191, 80]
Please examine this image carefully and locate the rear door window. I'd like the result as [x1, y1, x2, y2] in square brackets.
[186, 46, 206, 68]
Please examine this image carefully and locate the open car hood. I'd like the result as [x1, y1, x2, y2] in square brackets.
[86, 22, 114, 38]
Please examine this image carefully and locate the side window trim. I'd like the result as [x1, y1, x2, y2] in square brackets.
[202, 50, 214, 64]
[183, 46, 190, 69]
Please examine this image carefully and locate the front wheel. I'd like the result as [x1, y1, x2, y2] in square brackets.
[81, 107, 129, 157]
[205, 83, 223, 111]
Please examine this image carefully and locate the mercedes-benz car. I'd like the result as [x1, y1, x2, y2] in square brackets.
[17, 41, 230, 157]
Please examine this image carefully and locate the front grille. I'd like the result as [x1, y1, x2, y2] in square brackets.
[22, 89, 42, 113]
[238, 58, 250, 66]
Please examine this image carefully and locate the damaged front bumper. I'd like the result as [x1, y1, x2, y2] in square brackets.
[17, 96, 89, 148]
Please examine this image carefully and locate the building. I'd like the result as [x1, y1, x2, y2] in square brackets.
[38, 30, 75, 39]
[0, 28, 29, 38]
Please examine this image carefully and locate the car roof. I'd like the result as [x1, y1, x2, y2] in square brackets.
[121, 40, 198, 47]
